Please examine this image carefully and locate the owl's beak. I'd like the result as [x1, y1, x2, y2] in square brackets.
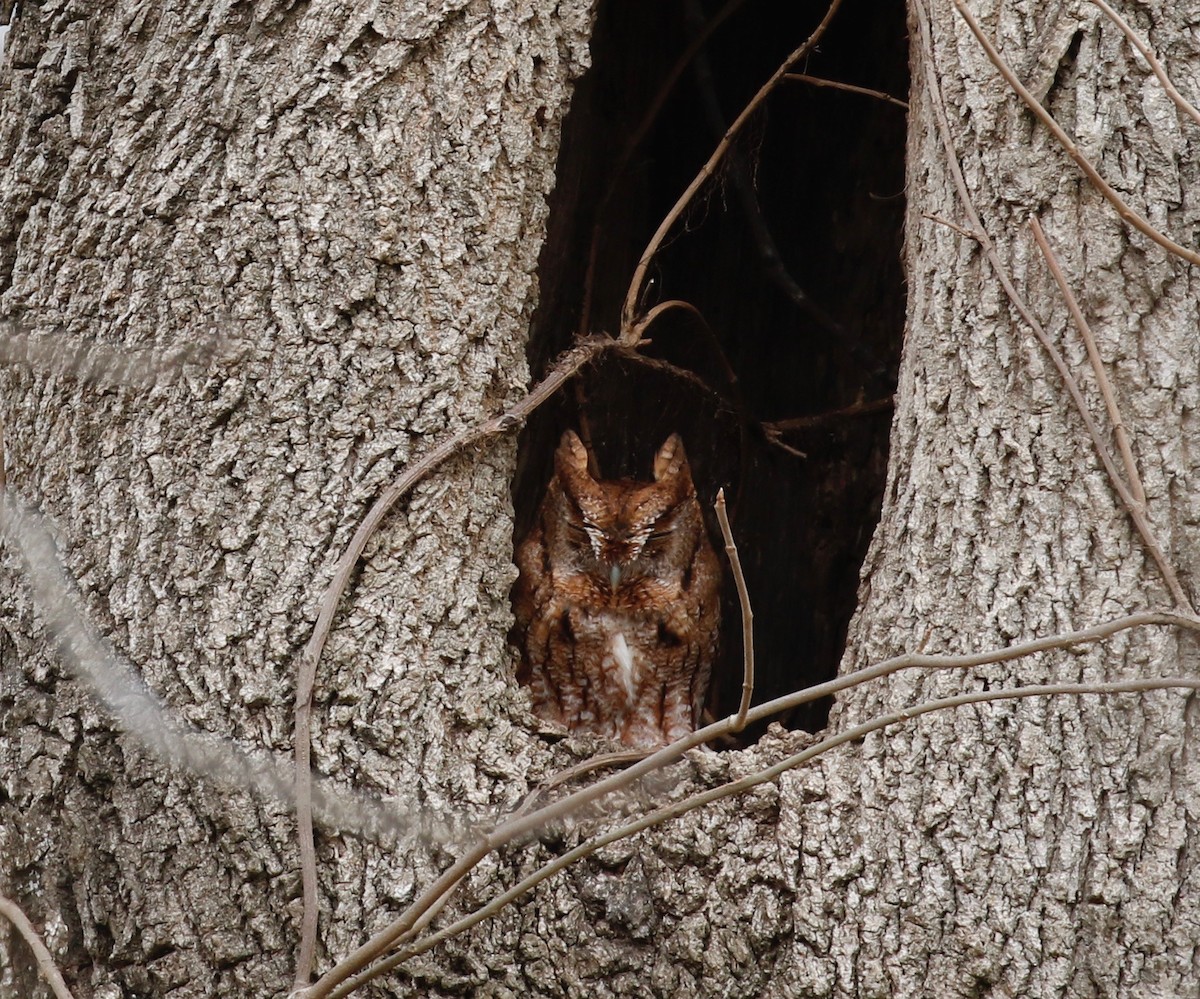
[609, 563, 622, 588]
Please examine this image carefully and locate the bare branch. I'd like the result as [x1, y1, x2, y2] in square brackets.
[619, 0, 846, 338]
[764, 395, 894, 435]
[627, 298, 706, 344]
[1030, 217, 1146, 506]
[952, 0, 1200, 268]
[512, 748, 651, 820]
[0, 894, 77, 999]
[1087, 0, 1200, 128]
[920, 211, 983, 241]
[715, 488, 753, 731]
[915, 0, 1193, 612]
[783, 73, 909, 109]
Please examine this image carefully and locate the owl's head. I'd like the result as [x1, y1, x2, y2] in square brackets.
[550, 430, 701, 588]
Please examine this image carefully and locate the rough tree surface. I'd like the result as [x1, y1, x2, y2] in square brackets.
[0, 0, 593, 994]
[3, 0, 1200, 998]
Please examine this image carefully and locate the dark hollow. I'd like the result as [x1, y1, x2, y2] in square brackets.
[515, 0, 909, 739]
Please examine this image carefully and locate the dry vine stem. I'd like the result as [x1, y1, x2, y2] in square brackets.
[330, 676, 1200, 998]
[783, 73, 909, 109]
[914, 0, 1193, 612]
[0, 893, 76, 999]
[291, 334, 618, 986]
[300, 607, 1200, 997]
[1087, 0, 1200, 128]
[1029, 217, 1146, 507]
[952, 0, 1200, 268]
[618, 0, 845, 339]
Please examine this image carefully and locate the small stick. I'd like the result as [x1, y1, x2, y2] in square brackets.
[0, 894, 77, 999]
[1087, 0, 1200, 129]
[952, 0, 1200, 268]
[626, 298, 704, 343]
[715, 488, 753, 731]
[921, 211, 983, 241]
[300, 607, 1200, 997]
[783, 73, 909, 109]
[513, 748, 651, 819]
[1029, 217, 1147, 507]
[765, 396, 894, 433]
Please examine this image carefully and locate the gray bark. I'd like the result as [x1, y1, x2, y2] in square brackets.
[0, 0, 593, 995]
[3, 1, 1200, 998]
[827, 1, 1200, 995]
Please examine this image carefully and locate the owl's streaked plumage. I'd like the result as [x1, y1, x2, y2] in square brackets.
[512, 431, 721, 748]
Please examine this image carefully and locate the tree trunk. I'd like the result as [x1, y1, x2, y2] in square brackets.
[810, 1, 1200, 994]
[0, 0, 594, 995]
[3, 1, 1200, 998]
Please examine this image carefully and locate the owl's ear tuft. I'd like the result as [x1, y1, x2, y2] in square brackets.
[556, 430, 592, 479]
[653, 434, 690, 484]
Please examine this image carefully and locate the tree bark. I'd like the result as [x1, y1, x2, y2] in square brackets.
[0, 0, 594, 995]
[4, 1, 1200, 998]
[821, 1, 1200, 995]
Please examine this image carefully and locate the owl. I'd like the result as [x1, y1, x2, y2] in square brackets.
[512, 430, 722, 748]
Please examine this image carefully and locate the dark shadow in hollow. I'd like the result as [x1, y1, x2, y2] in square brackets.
[516, 0, 909, 740]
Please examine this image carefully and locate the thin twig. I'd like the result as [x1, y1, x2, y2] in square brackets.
[610, 348, 732, 409]
[952, 0, 1200, 267]
[619, 0, 846, 338]
[513, 748, 651, 819]
[921, 211, 983, 241]
[915, 0, 1193, 612]
[300, 607, 1200, 997]
[765, 396, 895, 433]
[761, 394, 896, 457]
[1029, 217, 1147, 507]
[715, 488, 753, 731]
[784, 73, 909, 109]
[327, 675, 1200, 997]
[291, 334, 616, 988]
[1087, 0, 1200, 128]
[626, 298, 706, 343]
[0, 894, 77, 999]
[578, 0, 754, 337]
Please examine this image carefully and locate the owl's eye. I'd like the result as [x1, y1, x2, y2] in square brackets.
[647, 527, 674, 543]
[566, 522, 590, 544]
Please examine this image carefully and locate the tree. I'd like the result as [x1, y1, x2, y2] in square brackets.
[2, 0, 1198, 998]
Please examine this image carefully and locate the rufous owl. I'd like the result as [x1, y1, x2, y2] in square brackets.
[512, 430, 721, 748]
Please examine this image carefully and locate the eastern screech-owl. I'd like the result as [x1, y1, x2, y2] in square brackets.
[513, 430, 721, 748]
